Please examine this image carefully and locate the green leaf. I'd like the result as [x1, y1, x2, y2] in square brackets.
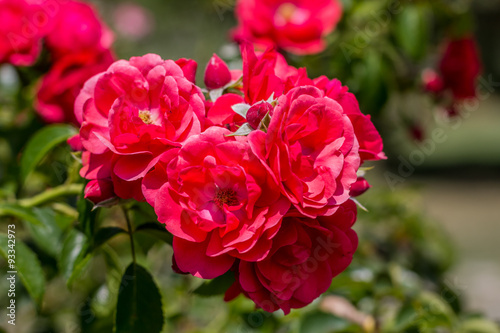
[193, 271, 234, 296]
[59, 229, 91, 288]
[23, 208, 64, 257]
[135, 222, 172, 245]
[0, 203, 42, 226]
[19, 124, 77, 183]
[0, 234, 45, 307]
[394, 5, 430, 61]
[115, 263, 164, 333]
[299, 311, 352, 333]
[460, 318, 500, 333]
[92, 227, 127, 250]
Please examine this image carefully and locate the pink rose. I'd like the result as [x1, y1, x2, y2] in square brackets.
[76, 54, 205, 201]
[225, 200, 358, 314]
[142, 127, 290, 278]
[249, 86, 360, 217]
[0, 0, 49, 66]
[233, 0, 343, 55]
[35, 50, 114, 125]
[45, 0, 113, 59]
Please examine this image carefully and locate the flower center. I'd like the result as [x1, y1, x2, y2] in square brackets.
[214, 189, 239, 208]
[139, 110, 153, 124]
[276, 3, 297, 22]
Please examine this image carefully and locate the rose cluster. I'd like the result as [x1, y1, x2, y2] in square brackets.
[0, 0, 115, 124]
[74, 43, 385, 313]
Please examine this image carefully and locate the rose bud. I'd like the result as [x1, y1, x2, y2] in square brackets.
[204, 54, 231, 90]
[350, 177, 371, 197]
[84, 179, 116, 205]
[246, 101, 273, 129]
[175, 58, 198, 84]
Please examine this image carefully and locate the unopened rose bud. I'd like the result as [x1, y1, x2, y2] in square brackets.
[176, 58, 198, 84]
[246, 101, 273, 129]
[84, 179, 115, 205]
[204, 54, 231, 90]
[350, 177, 371, 197]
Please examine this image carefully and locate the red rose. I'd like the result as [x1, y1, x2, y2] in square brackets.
[439, 37, 481, 100]
[142, 127, 290, 278]
[233, 0, 343, 55]
[45, 0, 114, 59]
[249, 86, 360, 217]
[35, 50, 114, 125]
[76, 54, 206, 201]
[0, 0, 49, 66]
[225, 200, 358, 314]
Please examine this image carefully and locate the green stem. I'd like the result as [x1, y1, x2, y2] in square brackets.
[18, 184, 83, 208]
[123, 207, 136, 265]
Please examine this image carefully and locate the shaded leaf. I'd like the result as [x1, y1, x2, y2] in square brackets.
[194, 271, 234, 296]
[20, 124, 77, 183]
[23, 208, 64, 257]
[115, 263, 164, 333]
[135, 222, 172, 245]
[0, 234, 45, 307]
[93, 227, 127, 250]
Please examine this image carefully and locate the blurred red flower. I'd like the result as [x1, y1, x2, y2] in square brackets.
[232, 0, 343, 55]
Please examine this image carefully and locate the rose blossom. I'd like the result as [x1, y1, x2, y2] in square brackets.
[142, 127, 290, 279]
[45, 0, 114, 59]
[36, 50, 114, 125]
[225, 200, 358, 314]
[439, 36, 481, 101]
[0, 0, 48, 66]
[76, 54, 205, 201]
[233, 0, 343, 55]
[249, 86, 360, 217]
